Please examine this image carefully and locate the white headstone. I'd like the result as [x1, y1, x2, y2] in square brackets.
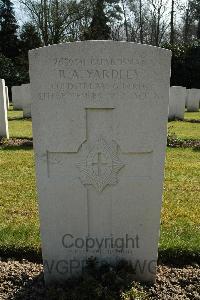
[12, 86, 23, 110]
[169, 86, 186, 120]
[5, 86, 10, 109]
[0, 79, 9, 138]
[187, 89, 200, 112]
[29, 41, 171, 284]
[21, 84, 31, 118]
[185, 89, 189, 108]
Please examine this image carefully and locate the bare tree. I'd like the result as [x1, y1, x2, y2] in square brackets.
[19, 0, 85, 45]
[149, 0, 169, 46]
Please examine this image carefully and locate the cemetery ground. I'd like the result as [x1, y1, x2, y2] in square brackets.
[0, 107, 199, 299]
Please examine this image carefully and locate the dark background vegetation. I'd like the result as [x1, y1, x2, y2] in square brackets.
[1, 0, 200, 91]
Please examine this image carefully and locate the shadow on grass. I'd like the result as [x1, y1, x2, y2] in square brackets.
[193, 146, 200, 152]
[183, 119, 200, 124]
[0, 246, 199, 267]
[9, 117, 32, 121]
[8, 117, 24, 121]
[0, 246, 42, 263]
[1, 144, 33, 151]
[158, 249, 200, 266]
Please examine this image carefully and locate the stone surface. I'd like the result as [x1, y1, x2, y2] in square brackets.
[5, 86, 9, 109]
[29, 41, 171, 284]
[0, 79, 9, 138]
[12, 86, 23, 110]
[169, 86, 186, 120]
[187, 89, 200, 112]
[21, 84, 32, 118]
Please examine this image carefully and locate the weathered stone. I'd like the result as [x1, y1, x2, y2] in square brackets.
[29, 41, 171, 284]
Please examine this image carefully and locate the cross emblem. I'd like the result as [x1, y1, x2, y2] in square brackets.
[91, 152, 110, 176]
[46, 108, 153, 236]
[76, 137, 124, 192]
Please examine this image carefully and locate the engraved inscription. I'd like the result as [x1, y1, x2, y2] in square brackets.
[58, 69, 137, 80]
[76, 137, 124, 192]
[38, 55, 159, 102]
[54, 56, 139, 67]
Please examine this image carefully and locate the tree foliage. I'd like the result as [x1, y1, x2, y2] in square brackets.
[83, 0, 111, 40]
[0, 0, 19, 58]
[0, 54, 18, 85]
[1, 0, 200, 88]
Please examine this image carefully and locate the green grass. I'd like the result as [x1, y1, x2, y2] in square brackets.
[184, 111, 200, 120]
[8, 108, 32, 139]
[0, 109, 199, 257]
[160, 148, 200, 253]
[0, 147, 199, 256]
[168, 111, 200, 140]
[168, 121, 200, 140]
[0, 146, 39, 251]
[8, 107, 23, 120]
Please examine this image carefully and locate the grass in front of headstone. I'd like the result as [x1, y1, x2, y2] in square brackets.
[8, 107, 32, 139]
[160, 147, 200, 260]
[0, 147, 40, 255]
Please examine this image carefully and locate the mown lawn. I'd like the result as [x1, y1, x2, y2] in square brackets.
[185, 111, 200, 120]
[168, 110, 200, 140]
[0, 146, 39, 251]
[0, 109, 199, 256]
[8, 107, 32, 139]
[160, 147, 200, 253]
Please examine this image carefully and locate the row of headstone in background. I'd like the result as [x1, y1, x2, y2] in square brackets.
[169, 86, 200, 120]
[0, 79, 9, 138]
[12, 84, 31, 118]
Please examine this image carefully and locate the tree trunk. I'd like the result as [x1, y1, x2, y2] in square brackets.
[121, 0, 128, 41]
[170, 0, 175, 46]
[197, 18, 200, 39]
[42, 0, 49, 45]
[155, 7, 161, 46]
[139, 0, 143, 43]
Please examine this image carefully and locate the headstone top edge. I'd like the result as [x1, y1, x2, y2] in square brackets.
[171, 86, 186, 89]
[28, 40, 171, 58]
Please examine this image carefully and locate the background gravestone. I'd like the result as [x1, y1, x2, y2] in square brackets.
[0, 79, 9, 138]
[29, 41, 171, 284]
[12, 86, 23, 110]
[187, 89, 200, 112]
[21, 83, 31, 118]
[169, 86, 186, 120]
[5, 86, 9, 109]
